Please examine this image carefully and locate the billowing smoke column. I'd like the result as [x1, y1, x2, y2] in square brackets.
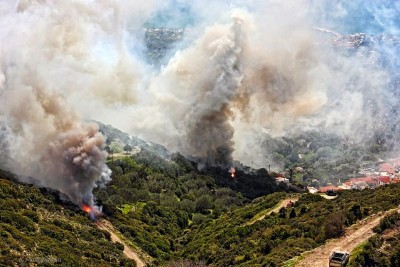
[1, 0, 400, 192]
[147, 8, 326, 168]
[183, 14, 243, 168]
[0, 71, 111, 211]
[45, 123, 111, 208]
[142, 1, 400, 168]
[0, 1, 138, 214]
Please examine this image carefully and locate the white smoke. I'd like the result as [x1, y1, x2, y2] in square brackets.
[0, 0, 163, 208]
[1, 0, 399, 189]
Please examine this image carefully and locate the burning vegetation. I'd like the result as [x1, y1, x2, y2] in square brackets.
[229, 167, 236, 178]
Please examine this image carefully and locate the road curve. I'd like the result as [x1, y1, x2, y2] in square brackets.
[295, 212, 388, 267]
[96, 219, 146, 267]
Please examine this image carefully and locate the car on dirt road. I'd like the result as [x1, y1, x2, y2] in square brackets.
[326, 189, 338, 196]
[329, 251, 350, 267]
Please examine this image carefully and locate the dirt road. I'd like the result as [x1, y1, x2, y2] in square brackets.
[96, 219, 146, 267]
[296, 213, 385, 267]
[246, 197, 299, 226]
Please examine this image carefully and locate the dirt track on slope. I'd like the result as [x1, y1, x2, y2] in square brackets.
[246, 197, 299, 226]
[296, 212, 387, 267]
[96, 219, 146, 267]
[268, 198, 299, 215]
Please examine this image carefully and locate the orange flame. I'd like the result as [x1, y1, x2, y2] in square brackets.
[82, 204, 92, 213]
[229, 167, 236, 178]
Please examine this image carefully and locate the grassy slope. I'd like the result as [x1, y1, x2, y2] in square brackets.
[0, 170, 135, 267]
[180, 185, 400, 266]
[349, 211, 400, 266]
[3, 152, 400, 267]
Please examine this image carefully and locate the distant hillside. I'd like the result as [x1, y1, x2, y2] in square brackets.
[96, 121, 170, 160]
[261, 129, 395, 185]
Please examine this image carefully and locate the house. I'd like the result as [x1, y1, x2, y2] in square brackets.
[379, 163, 395, 176]
[359, 168, 375, 176]
[351, 181, 369, 190]
[341, 176, 378, 190]
[318, 186, 341, 193]
[307, 187, 318, 194]
[339, 183, 352, 190]
[275, 177, 289, 183]
[377, 176, 391, 186]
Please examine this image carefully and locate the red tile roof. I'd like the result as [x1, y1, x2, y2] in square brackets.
[378, 176, 391, 184]
[346, 176, 378, 186]
[379, 163, 395, 174]
[348, 177, 374, 183]
[318, 186, 341, 193]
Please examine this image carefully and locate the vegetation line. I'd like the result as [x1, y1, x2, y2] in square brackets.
[96, 219, 148, 267]
[295, 208, 400, 267]
[244, 197, 299, 226]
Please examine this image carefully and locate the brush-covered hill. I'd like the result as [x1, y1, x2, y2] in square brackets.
[91, 124, 400, 266]
[178, 186, 400, 266]
[0, 170, 136, 267]
[3, 152, 400, 266]
[93, 124, 400, 266]
[0, 122, 281, 266]
[3, 123, 400, 267]
[92, 145, 282, 265]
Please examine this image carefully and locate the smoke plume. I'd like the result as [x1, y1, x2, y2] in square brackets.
[1, 0, 400, 189]
[144, 6, 327, 168]
[0, 0, 162, 208]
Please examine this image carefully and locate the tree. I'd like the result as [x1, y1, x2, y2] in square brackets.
[106, 141, 123, 164]
[124, 144, 133, 152]
[110, 141, 123, 154]
[289, 208, 296, 218]
[195, 196, 213, 214]
[324, 212, 344, 239]
[278, 207, 286, 218]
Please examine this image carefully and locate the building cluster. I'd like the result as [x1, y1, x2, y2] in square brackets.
[317, 160, 400, 193]
[273, 158, 400, 194]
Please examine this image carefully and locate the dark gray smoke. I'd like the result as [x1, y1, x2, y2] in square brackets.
[0, 0, 168, 209]
[144, 9, 325, 168]
[0, 75, 110, 209]
[44, 123, 111, 207]
[2, 0, 400, 179]
[184, 17, 242, 168]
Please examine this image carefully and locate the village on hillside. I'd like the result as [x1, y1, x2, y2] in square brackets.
[275, 158, 400, 194]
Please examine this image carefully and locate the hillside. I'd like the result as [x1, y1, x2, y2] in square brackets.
[3, 123, 400, 266]
[177, 186, 400, 266]
[348, 211, 400, 266]
[2, 1, 400, 267]
[3, 160, 400, 266]
[3, 130, 400, 267]
[92, 144, 282, 265]
[0, 170, 135, 267]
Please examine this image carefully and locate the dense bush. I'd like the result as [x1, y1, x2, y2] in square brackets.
[0, 175, 129, 267]
[373, 211, 400, 234]
[179, 185, 400, 266]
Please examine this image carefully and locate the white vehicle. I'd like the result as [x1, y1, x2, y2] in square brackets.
[329, 251, 350, 267]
